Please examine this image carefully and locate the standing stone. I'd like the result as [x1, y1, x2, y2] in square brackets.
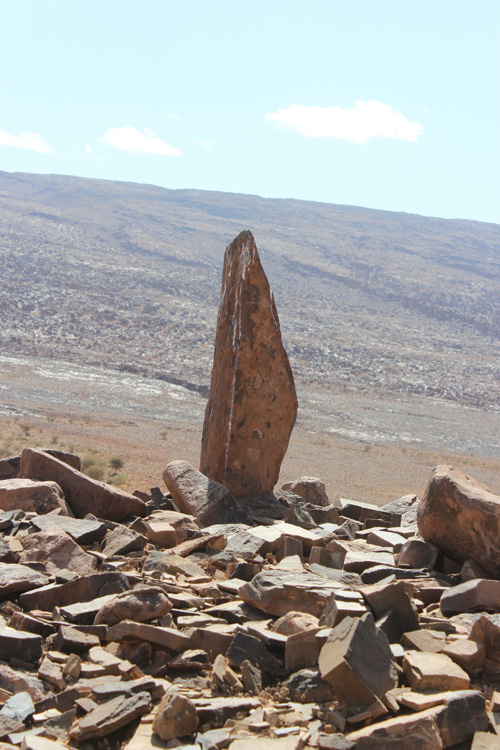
[200, 230, 297, 498]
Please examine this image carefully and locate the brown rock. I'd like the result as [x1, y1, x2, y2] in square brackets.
[0, 563, 49, 596]
[271, 611, 320, 635]
[94, 587, 172, 625]
[468, 615, 500, 662]
[19, 570, 130, 611]
[0, 478, 69, 515]
[346, 712, 443, 749]
[70, 690, 152, 740]
[20, 447, 146, 521]
[396, 537, 438, 569]
[281, 477, 330, 507]
[144, 519, 177, 547]
[106, 620, 192, 652]
[443, 639, 486, 671]
[200, 230, 297, 498]
[163, 460, 237, 526]
[440, 579, 500, 616]
[153, 692, 199, 740]
[318, 613, 398, 706]
[239, 569, 347, 618]
[19, 528, 98, 575]
[402, 650, 470, 691]
[417, 465, 500, 577]
[0, 627, 43, 663]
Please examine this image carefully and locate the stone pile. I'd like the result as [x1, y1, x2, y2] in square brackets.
[0, 451, 498, 749]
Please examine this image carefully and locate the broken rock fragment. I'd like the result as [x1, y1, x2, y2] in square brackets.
[417, 465, 500, 577]
[163, 460, 238, 526]
[20, 447, 146, 521]
[319, 613, 398, 707]
[200, 230, 297, 498]
[0, 478, 69, 515]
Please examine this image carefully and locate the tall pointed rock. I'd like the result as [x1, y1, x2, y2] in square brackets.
[200, 230, 297, 498]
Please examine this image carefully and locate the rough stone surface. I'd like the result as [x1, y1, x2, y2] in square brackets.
[0, 478, 69, 515]
[440, 579, 500, 616]
[417, 465, 500, 577]
[20, 447, 146, 521]
[19, 528, 98, 575]
[318, 613, 398, 706]
[200, 230, 297, 498]
[70, 690, 152, 740]
[239, 569, 346, 617]
[153, 692, 199, 740]
[402, 650, 470, 691]
[94, 587, 172, 625]
[163, 460, 238, 526]
[0, 562, 49, 596]
[281, 477, 330, 507]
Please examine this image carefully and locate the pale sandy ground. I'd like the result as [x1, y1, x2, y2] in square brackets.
[1, 352, 499, 505]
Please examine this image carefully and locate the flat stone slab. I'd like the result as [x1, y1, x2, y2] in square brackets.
[30, 513, 106, 544]
[239, 569, 349, 618]
[402, 650, 470, 691]
[441, 579, 500, 616]
[20, 447, 146, 521]
[0, 478, 69, 515]
[0, 563, 49, 597]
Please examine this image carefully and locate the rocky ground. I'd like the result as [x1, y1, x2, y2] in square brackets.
[0, 449, 500, 748]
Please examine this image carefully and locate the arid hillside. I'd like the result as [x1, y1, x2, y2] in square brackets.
[1, 170, 499, 501]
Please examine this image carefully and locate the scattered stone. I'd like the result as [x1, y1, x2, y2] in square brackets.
[396, 537, 438, 569]
[240, 569, 346, 617]
[0, 563, 49, 597]
[30, 513, 106, 544]
[443, 638, 486, 671]
[102, 524, 147, 557]
[200, 230, 298, 498]
[69, 690, 152, 740]
[271, 611, 319, 635]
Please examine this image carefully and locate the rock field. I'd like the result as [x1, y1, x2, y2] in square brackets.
[0, 449, 499, 748]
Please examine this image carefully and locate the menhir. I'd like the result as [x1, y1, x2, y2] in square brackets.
[200, 230, 297, 498]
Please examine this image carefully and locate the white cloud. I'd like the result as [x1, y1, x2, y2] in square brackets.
[85, 144, 94, 156]
[265, 100, 423, 144]
[99, 126, 182, 156]
[195, 140, 215, 150]
[0, 129, 52, 153]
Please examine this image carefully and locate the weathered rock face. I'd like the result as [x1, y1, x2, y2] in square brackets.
[0, 478, 69, 516]
[200, 230, 298, 498]
[417, 465, 500, 577]
[20, 447, 146, 521]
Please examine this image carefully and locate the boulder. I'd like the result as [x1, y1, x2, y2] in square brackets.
[94, 587, 172, 625]
[153, 693, 199, 740]
[70, 690, 151, 741]
[0, 478, 69, 515]
[0, 563, 49, 596]
[163, 460, 238, 526]
[20, 447, 146, 521]
[200, 230, 297, 498]
[402, 651, 470, 691]
[440, 579, 500, 616]
[281, 477, 330, 507]
[318, 613, 398, 706]
[19, 528, 98, 576]
[417, 465, 500, 577]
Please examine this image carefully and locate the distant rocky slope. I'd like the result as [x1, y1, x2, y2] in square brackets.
[1, 170, 499, 410]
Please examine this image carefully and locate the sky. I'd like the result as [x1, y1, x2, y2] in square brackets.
[1, 0, 499, 224]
